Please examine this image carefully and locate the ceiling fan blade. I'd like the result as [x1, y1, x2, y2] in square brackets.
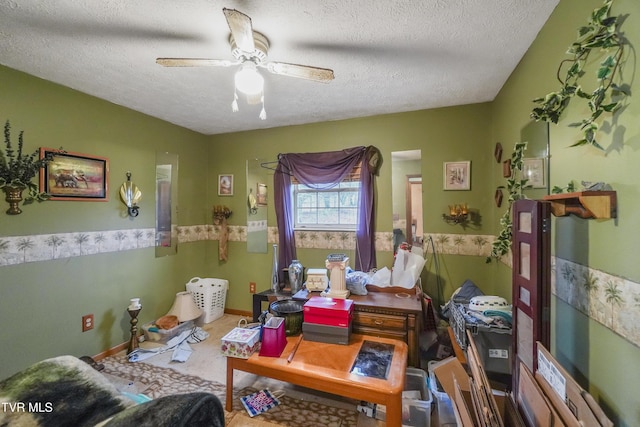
[265, 62, 335, 82]
[223, 8, 255, 53]
[156, 58, 236, 67]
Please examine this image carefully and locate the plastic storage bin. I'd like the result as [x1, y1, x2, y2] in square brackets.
[402, 367, 432, 427]
[450, 302, 512, 376]
[142, 320, 194, 343]
[186, 277, 228, 323]
[428, 360, 457, 427]
[368, 367, 432, 426]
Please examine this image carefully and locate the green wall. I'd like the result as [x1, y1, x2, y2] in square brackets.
[0, 66, 215, 376]
[0, 67, 495, 378]
[492, 0, 640, 424]
[2, 0, 638, 423]
[206, 106, 496, 311]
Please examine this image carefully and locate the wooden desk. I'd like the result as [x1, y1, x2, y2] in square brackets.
[252, 289, 292, 322]
[293, 289, 423, 367]
[226, 334, 408, 427]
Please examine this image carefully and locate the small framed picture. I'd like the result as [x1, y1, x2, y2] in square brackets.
[443, 161, 471, 190]
[218, 174, 234, 196]
[256, 183, 267, 206]
[39, 148, 109, 201]
[523, 158, 545, 188]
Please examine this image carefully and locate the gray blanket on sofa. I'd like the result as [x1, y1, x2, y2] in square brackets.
[0, 355, 224, 427]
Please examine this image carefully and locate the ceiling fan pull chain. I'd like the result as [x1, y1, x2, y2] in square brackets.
[232, 90, 239, 113]
[259, 95, 266, 120]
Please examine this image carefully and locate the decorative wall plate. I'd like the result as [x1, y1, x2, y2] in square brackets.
[502, 159, 511, 178]
[495, 187, 504, 207]
[494, 142, 503, 163]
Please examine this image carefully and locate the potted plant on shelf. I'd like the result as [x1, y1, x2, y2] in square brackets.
[0, 120, 60, 215]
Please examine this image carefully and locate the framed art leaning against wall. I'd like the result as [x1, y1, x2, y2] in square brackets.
[39, 148, 109, 201]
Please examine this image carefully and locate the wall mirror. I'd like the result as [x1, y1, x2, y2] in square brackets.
[155, 152, 178, 257]
[246, 158, 268, 253]
[391, 150, 423, 253]
[520, 121, 550, 198]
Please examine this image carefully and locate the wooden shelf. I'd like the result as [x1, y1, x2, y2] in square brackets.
[543, 191, 617, 219]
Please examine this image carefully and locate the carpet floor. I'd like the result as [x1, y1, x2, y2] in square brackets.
[100, 314, 381, 427]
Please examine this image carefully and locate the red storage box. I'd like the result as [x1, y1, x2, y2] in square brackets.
[303, 296, 354, 327]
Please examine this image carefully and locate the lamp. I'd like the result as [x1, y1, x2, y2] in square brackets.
[167, 291, 202, 323]
[231, 62, 267, 120]
[442, 203, 469, 225]
[119, 171, 142, 217]
[235, 62, 264, 95]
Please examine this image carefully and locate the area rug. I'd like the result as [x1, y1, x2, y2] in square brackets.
[100, 354, 358, 427]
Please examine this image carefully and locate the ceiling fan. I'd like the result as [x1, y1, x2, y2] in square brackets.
[156, 8, 335, 119]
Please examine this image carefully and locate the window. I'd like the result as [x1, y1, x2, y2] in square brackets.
[293, 181, 360, 230]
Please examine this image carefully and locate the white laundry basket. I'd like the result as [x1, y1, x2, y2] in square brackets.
[186, 277, 228, 323]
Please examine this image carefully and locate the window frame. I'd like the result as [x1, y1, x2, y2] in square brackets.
[292, 180, 361, 231]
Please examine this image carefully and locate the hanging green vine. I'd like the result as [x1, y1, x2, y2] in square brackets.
[530, 0, 627, 150]
[487, 141, 528, 263]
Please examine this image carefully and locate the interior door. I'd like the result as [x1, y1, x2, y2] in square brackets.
[511, 199, 551, 394]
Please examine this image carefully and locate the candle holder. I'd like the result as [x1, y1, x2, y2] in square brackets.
[127, 308, 141, 354]
[442, 203, 470, 225]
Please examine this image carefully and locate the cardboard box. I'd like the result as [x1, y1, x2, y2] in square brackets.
[302, 322, 351, 345]
[303, 296, 354, 327]
[516, 361, 564, 427]
[536, 342, 613, 427]
[432, 355, 524, 427]
[220, 327, 261, 359]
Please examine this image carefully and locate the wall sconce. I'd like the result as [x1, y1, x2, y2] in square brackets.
[442, 203, 469, 225]
[248, 189, 258, 215]
[213, 205, 232, 224]
[120, 171, 142, 217]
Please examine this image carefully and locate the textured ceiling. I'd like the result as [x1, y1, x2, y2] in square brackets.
[0, 0, 559, 135]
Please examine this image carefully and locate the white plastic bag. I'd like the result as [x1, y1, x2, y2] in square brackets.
[391, 249, 426, 288]
[370, 267, 392, 287]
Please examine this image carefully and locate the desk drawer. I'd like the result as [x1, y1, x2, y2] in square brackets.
[353, 311, 406, 331]
[352, 325, 407, 342]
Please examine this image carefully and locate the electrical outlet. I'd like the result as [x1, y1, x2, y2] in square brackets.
[82, 314, 94, 332]
[249, 282, 256, 294]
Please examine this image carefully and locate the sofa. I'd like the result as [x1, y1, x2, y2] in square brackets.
[0, 355, 225, 427]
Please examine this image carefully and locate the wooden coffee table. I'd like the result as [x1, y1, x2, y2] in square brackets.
[226, 334, 408, 427]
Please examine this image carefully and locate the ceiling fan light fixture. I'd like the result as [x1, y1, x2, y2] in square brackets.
[234, 62, 264, 95]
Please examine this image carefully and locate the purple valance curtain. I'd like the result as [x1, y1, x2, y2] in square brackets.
[274, 146, 380, 282]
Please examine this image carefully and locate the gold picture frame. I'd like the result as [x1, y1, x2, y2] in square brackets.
[256, 183, 267, 206]
[218, 174, 234, 196]
[443, 161, 471, 191]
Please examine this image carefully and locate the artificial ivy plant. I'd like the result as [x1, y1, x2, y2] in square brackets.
[487, 141, 528, 263]
[531, 0, 627, 150]
[0, 120, 57, 205]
